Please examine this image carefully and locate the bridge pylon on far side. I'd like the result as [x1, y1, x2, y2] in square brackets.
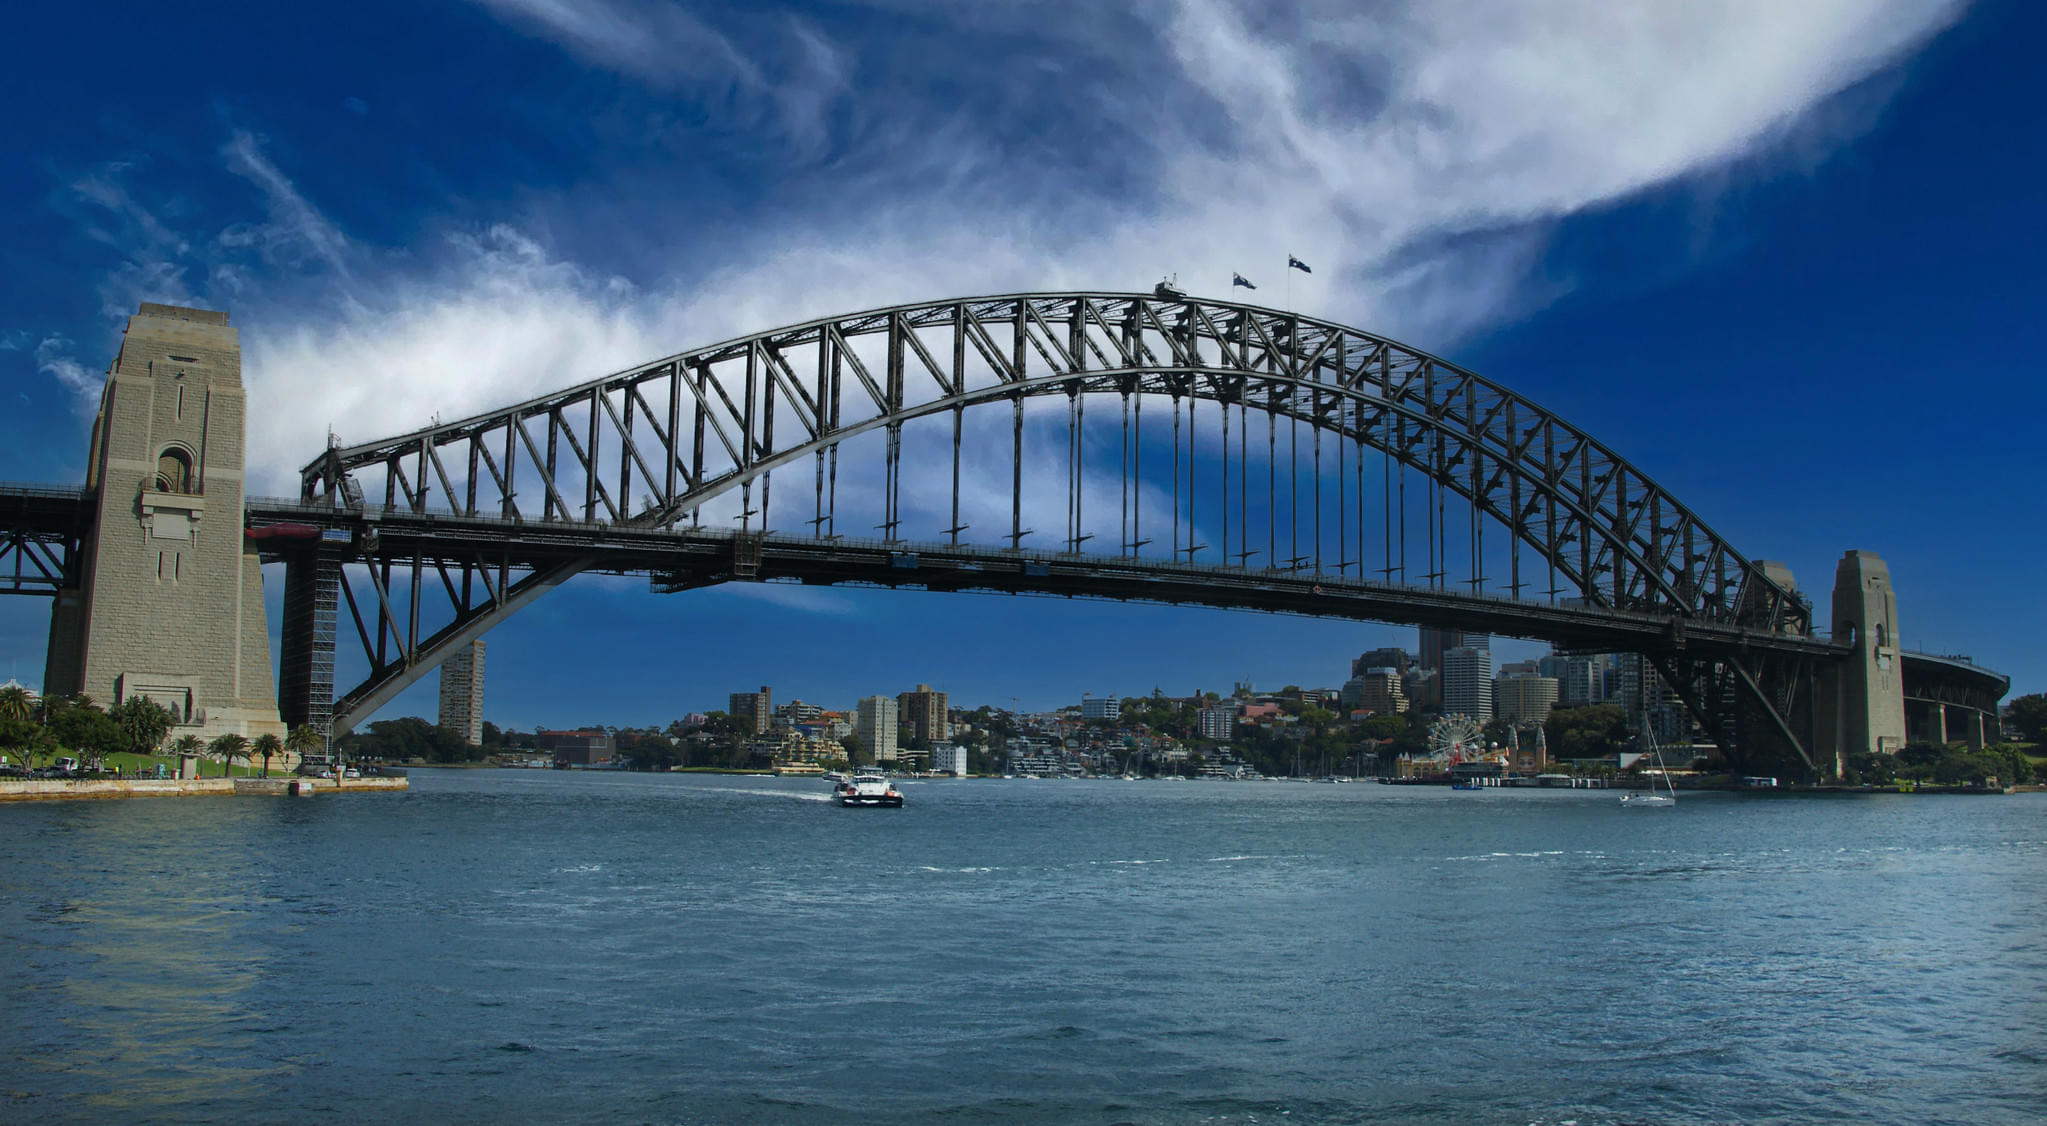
[43, 303, 285, 756]
[1816, 549, 1907, 772]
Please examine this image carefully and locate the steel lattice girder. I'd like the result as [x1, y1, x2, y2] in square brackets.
[302, 293, 1809, 634]
[0, 485, 88, 596]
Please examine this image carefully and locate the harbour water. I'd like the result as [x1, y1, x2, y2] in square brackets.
[3, 771, 2042, 1124]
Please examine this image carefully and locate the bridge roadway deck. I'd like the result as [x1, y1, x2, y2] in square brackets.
[0, 485, 2007, 703]
[244, 498, 1846, 665]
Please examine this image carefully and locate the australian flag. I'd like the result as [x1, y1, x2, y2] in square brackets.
[1288, 255, 1312, 274]
[1232, 272, 1257, 290]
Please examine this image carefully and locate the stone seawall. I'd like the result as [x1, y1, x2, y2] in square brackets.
[0, 777, 408, 802]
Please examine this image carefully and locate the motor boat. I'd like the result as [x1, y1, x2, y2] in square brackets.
[834, 774, 904, 808]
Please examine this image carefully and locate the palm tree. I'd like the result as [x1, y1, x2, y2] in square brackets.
[168, 733, 203, 778]
[0, 683, 32, 723]
[108, 696, 175, 764]
[252, 733, 283, 778]
[285, 724, 322, 774]
[207, 733, 250, 778]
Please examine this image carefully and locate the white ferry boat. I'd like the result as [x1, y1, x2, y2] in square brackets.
[833, 774, 904, 808]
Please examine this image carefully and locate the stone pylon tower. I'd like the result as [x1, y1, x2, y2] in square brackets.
[1816, 549, 1906, 772]
[44, 303, 284, 743]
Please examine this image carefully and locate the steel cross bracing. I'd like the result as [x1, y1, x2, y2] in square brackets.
[0, 484, 88, 596]
[285, 292, 1820, 762]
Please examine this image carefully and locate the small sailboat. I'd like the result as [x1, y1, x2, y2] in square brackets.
[1620, 728, 1676, 807]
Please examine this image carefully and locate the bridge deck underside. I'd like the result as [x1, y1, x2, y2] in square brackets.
[250, 500, 1858, 757]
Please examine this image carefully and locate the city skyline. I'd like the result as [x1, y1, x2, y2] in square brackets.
[2, 3, 2042, 730]
[435, 630, 1612, 734]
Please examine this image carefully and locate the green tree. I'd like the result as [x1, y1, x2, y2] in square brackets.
[621, 732, 681, 771]
[21, 725, 60, 771]
[0, 683, 33, 723]
[1358, 714, 1407, 741]
[1843, 750, 1898, 786]
[168, 733, 204, 776]
[1545, 704, 1630, 761]
[46, 699, 123, 771]
[207, 733, 251, 777]
[1895, 741, 1945, 777]
[285, 724, 323, 771]
[108, 697, 177, 763]
[252, 733, 283, 777]
[841, 733, 868, 769]
[0, 715, 42, 769]
[1981, 743, 2031, 787]
[2005, 693, 2047, 744]
[1931, 750, 1995, 786]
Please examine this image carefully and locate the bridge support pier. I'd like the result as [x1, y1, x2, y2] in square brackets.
[42, 304, 283, 744]
[1815, 550, 1906, 773]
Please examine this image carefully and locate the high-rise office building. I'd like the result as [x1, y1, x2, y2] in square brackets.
[773, 699, 824, 726]
[1540, 651, 1617, 707]
[897, 683, 949, 743]
[1080, 695, 1120, 720]
[1440, 645, 1495, 722]
[438, 639, 486, 746]
[1198, 706, 1236, 740]
[856, 695, 900, 763]
[1493, 673, 1559, 727]
[1355, 668, 1408, 714]
[729, 686, 772, 735]
[1420, 628, 1490, 673]
[1615, 653, 1687, 745]
[1352, 647, 1410, 677]
[1403, 667, 1441, 712]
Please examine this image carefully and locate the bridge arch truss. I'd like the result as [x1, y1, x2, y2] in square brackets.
[283, 292, 1820, 764]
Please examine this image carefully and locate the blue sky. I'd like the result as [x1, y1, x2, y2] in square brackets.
[3, 1, 2042, 728]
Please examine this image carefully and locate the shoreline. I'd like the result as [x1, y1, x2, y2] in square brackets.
[0, 776, 408, 802]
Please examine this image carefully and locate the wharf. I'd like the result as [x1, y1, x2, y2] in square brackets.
[0, 776, 408, 802]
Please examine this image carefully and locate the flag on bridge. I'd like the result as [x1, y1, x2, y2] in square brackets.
[1288, 255, 1312, 274]
[1232, 272, 1257, 290]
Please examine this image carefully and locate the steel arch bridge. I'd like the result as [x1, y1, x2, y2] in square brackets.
[275, 291, 1836, 769]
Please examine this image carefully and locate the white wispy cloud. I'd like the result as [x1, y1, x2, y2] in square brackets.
[469, 0, 849, 156]
[52, 0, 1968, 505]
[716, 581, 864, 618]
[59, 164, 200, 323]
[218, 130, 353, 279]
[34, 336, 103, 409]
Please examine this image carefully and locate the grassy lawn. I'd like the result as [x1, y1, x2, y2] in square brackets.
[90, 752, 279, 778]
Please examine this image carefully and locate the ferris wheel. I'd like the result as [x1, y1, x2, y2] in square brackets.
[1427, 713, 1486, 762]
